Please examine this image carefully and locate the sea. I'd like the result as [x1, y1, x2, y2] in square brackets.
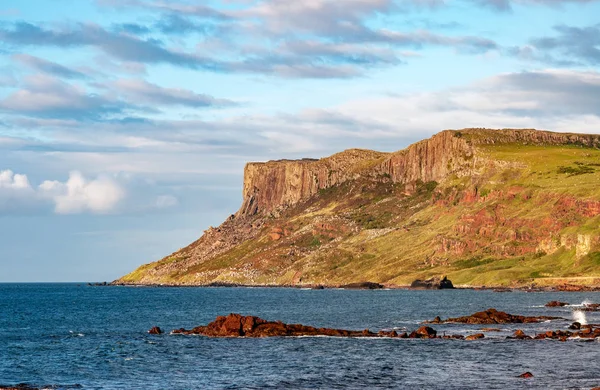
[1, 284, 600, 389]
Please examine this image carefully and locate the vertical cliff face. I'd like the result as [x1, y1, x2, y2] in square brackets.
[237, 149, 390, 216]
[237, 130, 476, 216]
[237, 129, 600, 217]
[377, 130, 475, 184]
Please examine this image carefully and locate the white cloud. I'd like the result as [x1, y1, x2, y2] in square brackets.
[155, 194, 178, 208]
[0, 169, 188, 215]
[39, 171, 125, 214]
[0, 169, 32, 190]
[0, 170, 38, 213]
[0, 169, 125, 214]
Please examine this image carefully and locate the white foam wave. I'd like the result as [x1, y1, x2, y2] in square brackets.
[573, 310, 588, 325]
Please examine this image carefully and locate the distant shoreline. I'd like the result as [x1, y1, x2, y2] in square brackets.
[106, 282, 600, 292]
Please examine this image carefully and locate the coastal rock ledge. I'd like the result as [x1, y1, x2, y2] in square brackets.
[171, 313, 380, 337]
[426, 308, 562, 324]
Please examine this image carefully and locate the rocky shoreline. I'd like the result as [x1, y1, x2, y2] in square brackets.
[109, 281, 600, 292]
[147, 307, 600, 342]
[109, 276, 600, 292]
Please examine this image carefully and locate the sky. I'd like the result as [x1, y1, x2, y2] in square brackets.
[1, 0, 599, 282]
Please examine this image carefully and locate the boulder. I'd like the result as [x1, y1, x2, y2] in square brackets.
[513, 329, 529, 339]
[148, 326, 163, 335]
[410, 326, 437, 339]
[568, 322, 581, 330]
[545, 301, 569, 307]
[410, 276, 454, 289]
[518, 372, 534, 379]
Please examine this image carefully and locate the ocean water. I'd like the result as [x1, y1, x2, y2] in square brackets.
[1, 284, 600, 389]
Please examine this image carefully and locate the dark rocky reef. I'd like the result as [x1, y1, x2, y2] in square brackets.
[339, 282, 384, 290]
[410, 276, 454, 289]
[426, 308, 562, 324]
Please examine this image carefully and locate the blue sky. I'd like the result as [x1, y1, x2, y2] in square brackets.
[1, 0, 599, 281]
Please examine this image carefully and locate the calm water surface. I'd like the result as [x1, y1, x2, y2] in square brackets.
[1, 284, 600, 389]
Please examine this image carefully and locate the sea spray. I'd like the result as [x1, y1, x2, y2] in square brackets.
[573, 310, 588, 325]
[582, 299, 593, 307]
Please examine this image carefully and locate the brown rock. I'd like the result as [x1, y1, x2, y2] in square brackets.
[174, 313, 378, 338]
[148, 326, 163, 334]
[545, 301, 569, 307]
[410, 276, 454, 289]
[410, 326, 437, 339]
[518, 372, 534, 378]
[513, 329, 528, 339]
[427, 308, 562, 324]
[465, 333, 485, 340]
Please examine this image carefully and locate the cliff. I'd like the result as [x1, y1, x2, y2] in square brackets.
[116, 128, 600, 288]
[237, 129, 600, 216]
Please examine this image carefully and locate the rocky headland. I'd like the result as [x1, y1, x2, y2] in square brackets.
[116, 128, 600, 289]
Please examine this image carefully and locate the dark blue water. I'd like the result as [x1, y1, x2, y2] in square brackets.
[1, 284, 600, 389]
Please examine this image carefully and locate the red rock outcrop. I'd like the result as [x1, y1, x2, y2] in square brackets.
[172, 313, 379, 338]
[148, 326, 163, 334]
[426, 308, 562, 324]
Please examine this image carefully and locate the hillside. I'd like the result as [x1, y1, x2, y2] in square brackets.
[115, 129, 600, 288]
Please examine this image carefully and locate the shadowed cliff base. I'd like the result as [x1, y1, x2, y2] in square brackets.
[116, 128, 600, 288]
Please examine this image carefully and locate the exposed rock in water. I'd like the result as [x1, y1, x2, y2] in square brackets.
[518, 372, 534, 379]
[425, 308, 562, 324]
[410, 276, 454, 289]
[339, 282, 384, 290]
[545, 301, 569, 307]
[409, 326, 437, 339]
[148, 326, 163, 334]
[533, 325, 600, 340]
[171, 313, 380, 338]
[170, 313, 447, 339]
[465, 333, 485, 340]
[168, 313, 600, 341]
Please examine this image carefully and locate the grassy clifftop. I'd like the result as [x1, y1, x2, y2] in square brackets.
[116, 129, 600, 287]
